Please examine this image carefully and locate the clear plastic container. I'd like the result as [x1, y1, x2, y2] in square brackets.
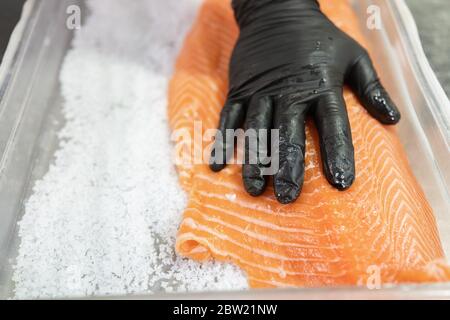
[0, 0, 449, 299]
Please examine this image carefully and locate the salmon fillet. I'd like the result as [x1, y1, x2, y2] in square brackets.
[169, 0, 450, 288]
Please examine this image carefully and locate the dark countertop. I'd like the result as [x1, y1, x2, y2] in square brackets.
[0, 0, 449, 98]
[0, 0, 25, 62]
[405, 0, 450, 98]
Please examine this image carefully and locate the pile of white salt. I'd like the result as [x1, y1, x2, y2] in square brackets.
[12, 0, 247, 298]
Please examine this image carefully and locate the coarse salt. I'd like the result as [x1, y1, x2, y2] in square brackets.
[12, 0, 248, 299]
[225, 193, 237, 202]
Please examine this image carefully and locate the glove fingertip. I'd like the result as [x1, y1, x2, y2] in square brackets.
[366, 89, 401, 125]
[210, 162, 226, 172]
[274, 181, 302, 204]
[320, 138, 355, 191]
[273, 159, 304, 204]
[326, 168, 355, 190]
[209, 145, 226, 172]
[243, 164, 267, 196]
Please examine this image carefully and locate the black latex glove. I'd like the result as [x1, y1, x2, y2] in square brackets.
[210, 0, 400, 204]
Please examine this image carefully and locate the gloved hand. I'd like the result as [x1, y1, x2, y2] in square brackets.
[210, 0, 400, 204]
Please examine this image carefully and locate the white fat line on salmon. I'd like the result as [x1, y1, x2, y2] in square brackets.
[178, 170, 191, 178]
[185, 207, 342, 252]
[403, 240, 424, 266]
[371, 135, 391, 159]
[353, 175, 373, 195]
[376, 150, 404, 177]
[425, 260, 450, 281]
[378, 169, 407, 209]
[381, 175, 418, 222]
[369, 223, 394, 262]
[173, 93, 223, 116]
[374, 151, 409, 183]
[171, 108, 215, 127]
[194, 174, 283, 202]
[384, 203, 426, 264]
[375, 128, 403, 156]
[377, 162, 427, 214]
[177, 232, 348, 279]
[191, 199, 331, 235]
[171, 117, 216, 133]
[174, 105, 200, 119]
[304, 161, 317, 172]
[195, 189, 330, 221]
[392, 205, 439, 260]
[181, 217, 341, 264]
[347, 201, 426, 264]
[204, 17, 236, 40]
[303, 174, 324, 184]
[396, 225, 419, 264]
[193, 174, 329, 215]
[365, 205, 385, 234]
[188, 245, 209, 254]
[195, 172, 327, 198]
[172, 75, 223, 98]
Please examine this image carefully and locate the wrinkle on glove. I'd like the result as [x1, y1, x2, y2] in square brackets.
[211, 0, 400, 204]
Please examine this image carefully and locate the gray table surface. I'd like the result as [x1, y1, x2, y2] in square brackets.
[0, 0, 449, 98]
[0, 0, 25, 62]
[406, 0, 450, 98]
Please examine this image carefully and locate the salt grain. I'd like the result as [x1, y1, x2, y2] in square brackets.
[12, 0, 248, 299]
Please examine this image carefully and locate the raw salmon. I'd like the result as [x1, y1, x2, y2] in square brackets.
[168, 0, 450, 287]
